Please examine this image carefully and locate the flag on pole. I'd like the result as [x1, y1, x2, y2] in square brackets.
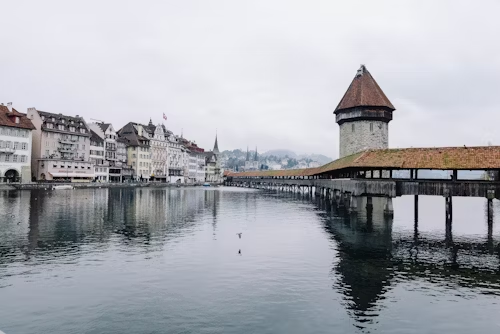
[163, 113, 167, 120]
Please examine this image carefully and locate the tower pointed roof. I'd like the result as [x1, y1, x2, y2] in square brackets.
[246, 146, 249, 161]
[254, 147, 258, 161]
[213, 133, 220, 154]
[334, 65, 395, 114]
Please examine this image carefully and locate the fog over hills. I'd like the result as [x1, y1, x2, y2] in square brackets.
[261, 150, 332, 165]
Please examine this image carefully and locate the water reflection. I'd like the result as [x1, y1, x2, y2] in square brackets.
[267, 192, 500, 331]
[1, 188, 500, 333]
[0, 188, 221, 267]
[322, 196, 500, 330]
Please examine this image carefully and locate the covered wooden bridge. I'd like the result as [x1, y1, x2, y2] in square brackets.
[226, 146, 500, 225]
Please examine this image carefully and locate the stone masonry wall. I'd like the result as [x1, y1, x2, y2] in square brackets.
[339, 120, 388, 158]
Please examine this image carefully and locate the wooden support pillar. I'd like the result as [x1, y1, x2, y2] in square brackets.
[349, 194, 358, 214]
[445, 191, 453, 244]
[389, 169, 393, 179]
[366, 196, 373, 210]
[384, 197, 394, 216]
[414, 195, 419, 223]
[410, 169, 414, 180]
[337, 191, 345, 208]
[487, 190, 494, 238]
[453, 170, 458, 181]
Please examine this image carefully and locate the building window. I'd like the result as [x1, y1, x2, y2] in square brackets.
[13, 142, 19, 150]
[370, 123, 373, 132]
[352, 124, 355, 132]
[13, 155, 18, 162]
[21, 156, 26, 163]
[70, 126, 75, 132]
[58, 125, 64, 130]
[5, 155, 10, 162]
[45, 150, 49, 156]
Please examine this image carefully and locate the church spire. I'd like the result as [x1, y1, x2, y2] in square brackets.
[254, 147, 258, 161]
[246, 146, 249, 161]
[213, 131, 220, 154]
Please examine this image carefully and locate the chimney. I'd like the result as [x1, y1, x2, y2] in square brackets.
[7, 102, 12, 112]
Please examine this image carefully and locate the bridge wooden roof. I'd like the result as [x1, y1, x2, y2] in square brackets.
[227, 146, 500, 177]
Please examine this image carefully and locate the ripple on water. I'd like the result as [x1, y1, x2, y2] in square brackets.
[1, 188, 500, 333]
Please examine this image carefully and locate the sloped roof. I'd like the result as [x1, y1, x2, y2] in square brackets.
[228, 146, 500, 177]
[90, 129, 104, 144]
[37, 109, 91, 136]
[117, 122, 150, 147]
[0, 105, 36, 130]
[98, 123, 111, 132]
[334, 65, 395, 113]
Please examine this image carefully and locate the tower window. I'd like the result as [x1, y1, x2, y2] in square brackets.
[352, 124, 355, 132]
[370, 123, 373, 132]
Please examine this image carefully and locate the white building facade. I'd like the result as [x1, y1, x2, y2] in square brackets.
[89, 129, 107, 181]
[167, 134, 184, 183]
[0, 103, 35, 183]
[150, 122, 168, 182]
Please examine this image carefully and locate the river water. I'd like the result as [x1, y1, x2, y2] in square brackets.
[0, 187, 499, 333]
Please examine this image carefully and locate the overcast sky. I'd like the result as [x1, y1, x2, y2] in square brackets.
[1, 0, 499, 158]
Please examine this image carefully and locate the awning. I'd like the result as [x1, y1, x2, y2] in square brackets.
[49, 172, 95, 178]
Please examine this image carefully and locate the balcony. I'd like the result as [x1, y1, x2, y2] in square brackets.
[58, 147, 77, 152]
[0, 147, 15, 154]
[58, 139, 77, 144]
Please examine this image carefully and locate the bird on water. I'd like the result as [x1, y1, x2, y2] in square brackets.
[236, 233, 242, 239]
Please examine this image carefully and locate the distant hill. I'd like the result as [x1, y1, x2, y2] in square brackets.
[261, 149, 297, 159]
[261, 150, 332, 164]
[221, 148, 332, 170]
[297, 153, 332, 165]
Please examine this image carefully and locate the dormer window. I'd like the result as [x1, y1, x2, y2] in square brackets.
[15, 117, 20, 124]
[61, 119, 65, 123]
[52, 117, 55, 122]
[58, 125, 64, 130]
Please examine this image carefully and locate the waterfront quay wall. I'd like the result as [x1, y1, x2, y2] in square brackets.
[8, 182, 222, 190]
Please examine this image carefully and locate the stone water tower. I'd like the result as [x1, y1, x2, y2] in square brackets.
[334, 65, 395, 158]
